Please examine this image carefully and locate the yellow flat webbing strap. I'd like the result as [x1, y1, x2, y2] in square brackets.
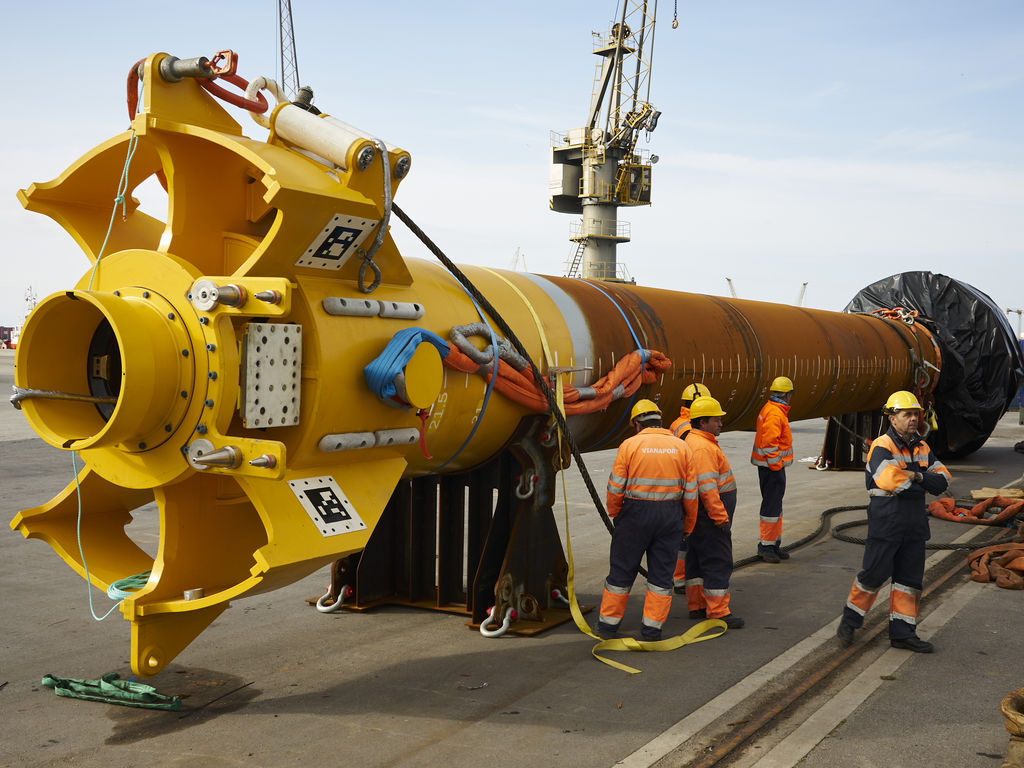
[478, 267, 555, 372]
[556, 421, 726, 674]
[480, 268, 729, 670]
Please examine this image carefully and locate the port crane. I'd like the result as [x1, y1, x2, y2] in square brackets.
[552, 1, 661, 282]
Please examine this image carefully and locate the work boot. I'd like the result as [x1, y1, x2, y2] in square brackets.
[595, 621, 619, 639]
[760, 549, 781, 564]
[689, 609, 707, 620]
[891, 636, 934, 653]
[836, 621, 855, 647]
[776, 549, 791, 560]
[719, 614, 745, 629]
[641, 630, 663, 642]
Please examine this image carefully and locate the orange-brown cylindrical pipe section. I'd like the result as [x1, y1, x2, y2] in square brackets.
[537, 277, 939, 450]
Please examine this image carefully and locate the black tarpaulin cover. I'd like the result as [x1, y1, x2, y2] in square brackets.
[845, 271, 1024, 458]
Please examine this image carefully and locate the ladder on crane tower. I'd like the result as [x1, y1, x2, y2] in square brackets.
[566, 239, 586, 278]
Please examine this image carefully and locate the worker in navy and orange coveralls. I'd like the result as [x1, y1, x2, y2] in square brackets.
[836, 390, 951, 653]
[683, 396, 745, 629]
[597, 399, 698, 641]
[750, 376, 795, 564]
[670, 383, 712, 594]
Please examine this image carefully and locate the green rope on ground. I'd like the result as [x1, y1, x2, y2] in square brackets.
[41, 673, 180, 710]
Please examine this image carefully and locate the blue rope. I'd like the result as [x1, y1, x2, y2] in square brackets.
[579, 281, 648, 450]
[363, 328, 450, 408]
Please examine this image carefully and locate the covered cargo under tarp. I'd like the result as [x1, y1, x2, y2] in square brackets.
[846, 271, 1024, 458]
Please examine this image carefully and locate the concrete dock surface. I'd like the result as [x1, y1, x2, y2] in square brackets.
[3, 348, 1023, 768]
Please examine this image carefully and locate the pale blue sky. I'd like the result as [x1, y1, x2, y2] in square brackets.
[2, 1, 1022, 333]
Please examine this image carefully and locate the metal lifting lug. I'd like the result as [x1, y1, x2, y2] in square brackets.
[479, 606, 518, 638]
[394, 155, 411, 180]
[187, 439, 243, 470]
[248, 454, 277, 469]
[159, 56, 214, 83]
[514, 474, 537, 500]
[550, 588, 571, 607]
[254, 290, 283, 305]
[190, 279, 247, 311]
[356, 145, 375, 171]
[315, 584, 353, 614]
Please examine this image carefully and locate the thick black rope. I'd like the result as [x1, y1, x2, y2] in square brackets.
[392, 204, 618, 543]
[831, 514, 1024, 551]
[734, 503, 1023, 569]
[733, 504, 866, 569]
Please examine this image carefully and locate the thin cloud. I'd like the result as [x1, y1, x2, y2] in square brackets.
[868, 128, 972, 154]
[668, 149, 1023, 201]
[810, 81, 845, 100]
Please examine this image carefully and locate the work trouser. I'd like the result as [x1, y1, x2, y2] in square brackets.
[683, 510, 734, 618]
[842, 534, 926, 640]
[599, 499, 684, 638]
[672, 536, 688, 589]
[757, 466, 785, 554]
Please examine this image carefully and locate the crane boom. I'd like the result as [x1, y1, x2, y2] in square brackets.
[278, 0, 300, 100]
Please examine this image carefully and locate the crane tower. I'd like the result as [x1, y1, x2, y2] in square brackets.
[551, 1, 660, 282]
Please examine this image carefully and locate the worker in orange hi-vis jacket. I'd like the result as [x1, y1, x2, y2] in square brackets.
[597, 399, 698, 642]
[836, 391, 951, 654]
[669, 382, 711, 440]
[750, 376, 795, 564]
[683, 396, 745, 629]
[670, 383, 712, 594]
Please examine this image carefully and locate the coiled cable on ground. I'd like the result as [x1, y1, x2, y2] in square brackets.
[733, 502, 1023, 570]
[733, 505, 865, 569]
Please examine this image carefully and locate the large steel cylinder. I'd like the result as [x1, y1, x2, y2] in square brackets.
[8, 52, 1020, 675]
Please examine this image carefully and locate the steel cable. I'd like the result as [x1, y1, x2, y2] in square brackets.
[392, 203, 619, 543]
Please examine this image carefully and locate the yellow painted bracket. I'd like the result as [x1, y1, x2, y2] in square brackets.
[121, 456, 406, 675]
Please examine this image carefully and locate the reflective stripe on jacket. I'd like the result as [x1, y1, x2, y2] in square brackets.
[867, 429, 951, 494]
[865, 427, 952, 539]
[751, 399, 793, 470]
[669, 406, 691, 440]
[606, 427, 698, 533]
[687, 429, 736, 526]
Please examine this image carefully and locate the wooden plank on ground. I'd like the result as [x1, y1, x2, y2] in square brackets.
[970, 487, 1024, 500]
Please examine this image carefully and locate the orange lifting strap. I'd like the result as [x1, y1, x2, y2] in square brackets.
[442, 347, 672, 416]
[968, 541, 1024, 590]
[928, 496, 1024, 526]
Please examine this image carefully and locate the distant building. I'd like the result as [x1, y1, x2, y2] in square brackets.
[0, 326, 17, 348]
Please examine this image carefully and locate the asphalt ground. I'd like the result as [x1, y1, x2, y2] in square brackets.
[2, 347, 1023, 768]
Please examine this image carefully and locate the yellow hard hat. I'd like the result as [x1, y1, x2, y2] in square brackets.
[689, 396, 726, 420]
[681, 383, 711, 402]
[770, 376, 794, 393]
[883, 390, 923, 413]
[630, 398, 662, 422]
